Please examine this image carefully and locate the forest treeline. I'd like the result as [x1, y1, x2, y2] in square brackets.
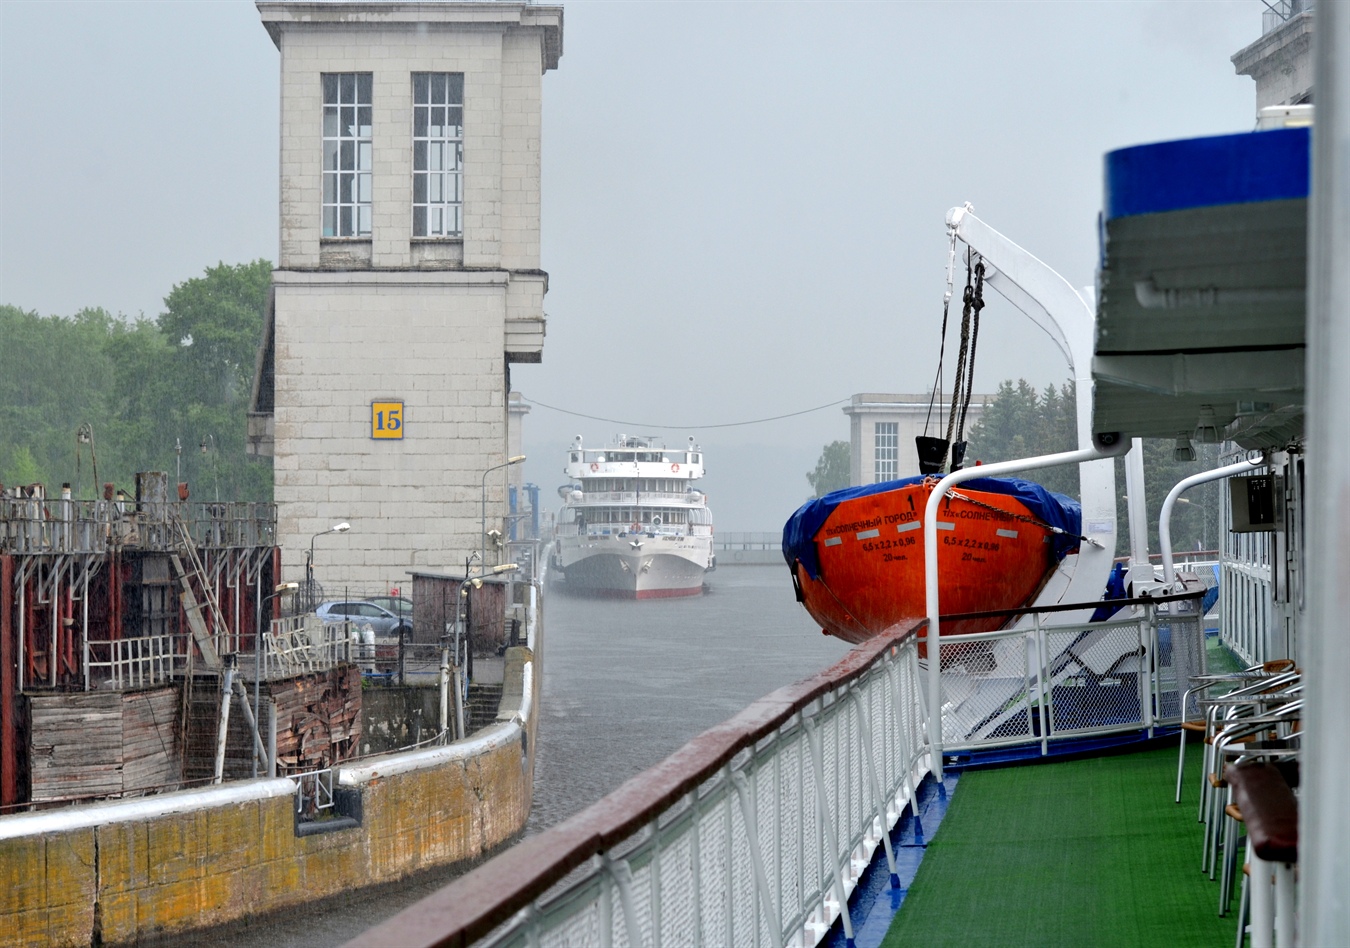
[0, 260, 273, 503]
[966, 379, 1221, 554]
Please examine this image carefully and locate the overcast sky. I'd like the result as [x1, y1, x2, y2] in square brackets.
[1, 1, 1261, 530]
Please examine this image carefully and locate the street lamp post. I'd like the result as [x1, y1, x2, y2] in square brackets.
[306, 521, 351, 611]
[199, 435, 219, 502]
[254, 581, 299, 778]
[481, 456, 525, 568]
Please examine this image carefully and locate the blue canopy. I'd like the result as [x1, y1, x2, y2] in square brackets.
[782, 475, 1083, 581]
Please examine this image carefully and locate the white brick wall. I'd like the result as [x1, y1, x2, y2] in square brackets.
[260, 3, 561, 588]
[272, 273, 519, 586]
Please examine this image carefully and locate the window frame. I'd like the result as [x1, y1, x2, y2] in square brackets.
[411, 72, 465, 239]
[321, 72, 374, 239]
[874, 421, 899, 483]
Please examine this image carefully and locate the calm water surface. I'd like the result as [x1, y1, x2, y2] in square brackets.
[529, 565, 848, 833]
[215, 565, 848, 946]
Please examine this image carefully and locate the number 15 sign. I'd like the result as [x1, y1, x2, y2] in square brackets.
[371, 400, 404, 440]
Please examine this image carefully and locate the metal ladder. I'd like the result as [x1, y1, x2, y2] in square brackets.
[170, 516, 224, 672]
[173, 515, 269, 777]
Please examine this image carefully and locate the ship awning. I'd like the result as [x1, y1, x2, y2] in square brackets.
[1092, 127, 1309, 448]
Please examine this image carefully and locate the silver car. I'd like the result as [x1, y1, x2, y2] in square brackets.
[315, 600, 411, 636]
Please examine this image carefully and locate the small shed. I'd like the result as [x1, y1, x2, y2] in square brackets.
[410, 571, 510, 653]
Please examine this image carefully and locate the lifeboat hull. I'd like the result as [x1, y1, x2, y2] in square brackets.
[784, 478, 1079, 646]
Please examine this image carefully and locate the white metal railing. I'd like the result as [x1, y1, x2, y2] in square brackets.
[714, 532, 781, 551]
[531, 645, 920, 946]
[368, 596, 1204, 947]
[86, 634, 182, 689]
[388, 626, 931, 948]
[937, 601, 1204, 755]
[554, 524, 715, 539]
[1215, 452, 1287, 666]
[255, 616, 356, 679]
[293, 766, 337, 819]
[570, 491, 706, 506]
[1219, 560, 1271, 666]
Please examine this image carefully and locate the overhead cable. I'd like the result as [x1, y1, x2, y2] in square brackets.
[519, 394, 850, 430]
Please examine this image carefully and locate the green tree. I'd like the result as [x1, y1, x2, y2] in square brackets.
[807, 441, 851, 498]
[147, 259, 273, 502]
[1, 446, 46, 487]
[965, 377, 1219, 556]
[966, 379, 1078, 497]
[0, 305, 117, 491]
[0, 260, 274, 503]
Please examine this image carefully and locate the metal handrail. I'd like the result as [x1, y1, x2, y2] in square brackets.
[355, 592, 1203, 948]
[352, 619, 929, 948]
[940, 588, 1204, 623]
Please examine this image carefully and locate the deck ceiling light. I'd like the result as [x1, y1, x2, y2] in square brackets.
[1174, 434, 1197, 462]
[1193, 406, 1222, 445]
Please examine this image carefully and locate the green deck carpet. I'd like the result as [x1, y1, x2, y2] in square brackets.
[1206, 637, 1245, 676]
[881, 745, 1241, 947]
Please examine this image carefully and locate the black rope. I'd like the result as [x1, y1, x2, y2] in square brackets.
[955, 259, 985, 444]
[943, 251, 976, 459]
[923, 292, 952, 437]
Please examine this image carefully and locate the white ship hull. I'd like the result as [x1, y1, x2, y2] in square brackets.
[556, 535, 714, 599]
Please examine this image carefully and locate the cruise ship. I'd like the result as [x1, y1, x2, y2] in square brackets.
[550, 435, 715, 598]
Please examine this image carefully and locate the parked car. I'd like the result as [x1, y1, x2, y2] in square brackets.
[365, 595, 413, 621]
[315, 600, 411, 636]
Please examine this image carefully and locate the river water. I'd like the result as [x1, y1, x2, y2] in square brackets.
[212, 565, 848, 946]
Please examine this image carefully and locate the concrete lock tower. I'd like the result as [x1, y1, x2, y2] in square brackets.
[248, 2, 562, 590]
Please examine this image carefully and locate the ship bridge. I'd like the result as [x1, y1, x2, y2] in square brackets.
[564, 435, 706, 481]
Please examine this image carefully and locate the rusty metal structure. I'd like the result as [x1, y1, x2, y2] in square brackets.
[0, 472, 282, 810]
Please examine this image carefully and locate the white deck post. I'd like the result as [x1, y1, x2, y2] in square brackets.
[1302, 3, 1350, 942]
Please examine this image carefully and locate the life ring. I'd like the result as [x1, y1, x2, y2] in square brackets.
[590, 462, 599, 472]
[631, 522, 641, 533]
[671, 463, 680, 472]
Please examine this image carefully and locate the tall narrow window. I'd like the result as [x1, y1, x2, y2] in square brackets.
[322, 74, 373, 238]
[412, 73, 464, 237]
[874, 422, 899, 483]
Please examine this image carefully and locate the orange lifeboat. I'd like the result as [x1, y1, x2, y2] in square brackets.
[782, 476, 1082, 646]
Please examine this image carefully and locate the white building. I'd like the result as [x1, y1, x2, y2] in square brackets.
[844, 392, 992, 486]
[248, 2, 563, 587]
[1232, 0, 1314, 111]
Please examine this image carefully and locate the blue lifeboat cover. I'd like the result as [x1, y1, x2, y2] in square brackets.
[782, 476, 1083, 581]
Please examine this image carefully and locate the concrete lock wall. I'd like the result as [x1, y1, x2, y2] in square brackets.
[0, 646, 537, 946]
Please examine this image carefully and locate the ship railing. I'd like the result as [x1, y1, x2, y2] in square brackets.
[363, 591, 1210, 946]
[360, 620, 933, 948]
[570, 490, 707, 506]
[933, 591, 1206, 757]
[555, 524, 712, 539]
